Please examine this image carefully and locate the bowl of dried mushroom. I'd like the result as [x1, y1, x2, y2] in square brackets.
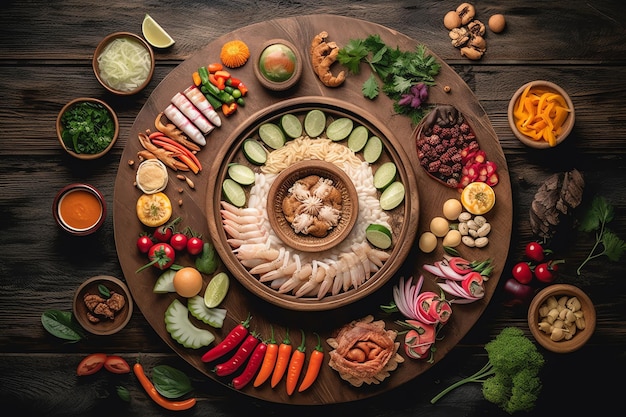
[73, 275, 133, 336]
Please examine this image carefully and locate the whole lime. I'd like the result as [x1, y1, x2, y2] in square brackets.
[259, 44, 297, 82]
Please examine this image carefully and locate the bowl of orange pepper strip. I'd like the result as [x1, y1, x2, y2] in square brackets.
[508, 80, 575, 148]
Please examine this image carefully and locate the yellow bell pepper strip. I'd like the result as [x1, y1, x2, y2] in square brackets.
[222, 102, 237, 116]
[513, 86, 571, 146]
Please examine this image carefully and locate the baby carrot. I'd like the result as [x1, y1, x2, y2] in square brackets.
[298, 332, 324, 392]
[270, 328, 292, 388]
[253, 325, 278, 387]
[192, 71, 202, 87]
[286, 329, 306, 395]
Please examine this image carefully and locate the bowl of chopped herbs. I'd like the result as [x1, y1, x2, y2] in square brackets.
[56, 97, 119, 160]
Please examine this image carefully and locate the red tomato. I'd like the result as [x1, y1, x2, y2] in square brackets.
[77, 353, 107, 376]
[512, 262, 533, 284]
[153, 226, 173, 242]
[147, 243, 176, 270]
[170, 232, 188, 252]
[525, 242, 546, 262]
[535, 262, 557, 283]
[104, 355, 131, 374]
[137, 234, 153, 253]
[187, 236, 204, 255]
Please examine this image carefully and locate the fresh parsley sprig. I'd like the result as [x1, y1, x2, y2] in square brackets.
[577, 196, 626, 275]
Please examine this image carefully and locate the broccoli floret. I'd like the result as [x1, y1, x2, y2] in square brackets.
[431, 327, 544, 414]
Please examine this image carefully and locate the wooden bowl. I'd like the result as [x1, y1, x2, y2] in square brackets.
[267, 160, 359, 252]
[56, 97, 119, 160]
[73, 275, 133, 336]
[52, 183, 106, 236]
[527, 284, 595, 353]
[92, 32, 154, 95]
[508, 80, 575, 148]
[253, 39, 302, 91]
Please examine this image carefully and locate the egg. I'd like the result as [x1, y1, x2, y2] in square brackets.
[442, 198, 463, 221]
[419, 231, 438, 253]
[173, 267, 203, 298]
[430, 216, 450, 237]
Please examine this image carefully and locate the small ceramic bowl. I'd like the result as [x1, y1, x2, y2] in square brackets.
[53, 183, 106, 236]
[527, 284, 595, 353]
[266, 160, 359, 252]
[56, 97, 119, 160]
[73, 275, 133, 336]
[508, 80, 575, 148]
[92, 32, 155, 95]
[253, 39, 302, 91]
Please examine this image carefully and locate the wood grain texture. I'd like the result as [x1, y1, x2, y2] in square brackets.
[0, 0, 625, 416]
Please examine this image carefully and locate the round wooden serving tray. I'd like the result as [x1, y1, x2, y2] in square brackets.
[113, 15, 512, 406]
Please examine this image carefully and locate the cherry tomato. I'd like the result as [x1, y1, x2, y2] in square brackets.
[137, 234, 154, 253]
[104, 355, 131, 374]
[187, 236, 204, 256]
[535, 262, 558, 283]
[170, 232, 188, 252]
[512, 262, 533, 284]
[77, 353, 107, 376]
[146, 243, 176, 270]
[153, 216, 182, 242]
[525, 242, 547, 262]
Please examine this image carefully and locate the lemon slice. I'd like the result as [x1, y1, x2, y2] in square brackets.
[461, 182, 496, 215]
[141, 14, 175, 48]
[204, 272, 230, 308]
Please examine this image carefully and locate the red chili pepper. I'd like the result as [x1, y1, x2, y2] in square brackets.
[237, 82, 248, 96]
[201, 313, 252, 363]
[231, 340, 267, 390]
[462, 271, 484, 296]
[214, 333, 260, 377]
[209, 73, 225, 90]
[447, 257, 472, 275]
[227, 77, 242, 88]
[427, 298, 453, 324]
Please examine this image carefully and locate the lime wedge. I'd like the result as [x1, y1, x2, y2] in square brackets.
[373, 161, 397, 189]
[326, 117, 354, 141]
[204, 272, 230, 308]
[363, 136, 384, 163]
[304, 109, 326, 138]
[347, 125, 369, 152]
[379, 181, 405, 210]
[228, 163, 255, 185]
[280, 113, 303, 139]
[242, 139, 267, 165]
[222, 178, 246, 207]
[366, 224, 393, 249]
[258, 123, 286, 150]
[141, 14, 175, 49]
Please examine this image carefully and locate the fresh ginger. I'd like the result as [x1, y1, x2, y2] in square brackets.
[310, 31, 346, 88]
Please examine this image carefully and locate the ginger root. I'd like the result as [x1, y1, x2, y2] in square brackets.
[310, 31, 346, 88]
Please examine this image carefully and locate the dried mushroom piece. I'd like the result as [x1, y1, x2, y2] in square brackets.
[327, 315, 404, 387]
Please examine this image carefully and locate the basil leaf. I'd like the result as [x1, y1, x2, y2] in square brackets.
[116, 386, 131, 402]
[41, 310, 84, 342]
[152, 365, 193, 399]
[98, 284, 111, 298]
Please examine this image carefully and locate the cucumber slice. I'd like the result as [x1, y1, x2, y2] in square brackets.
[379, 181, 405, 210]
[203, 272, 230, 308]
[304, 109, 326, 138]
[373, 161, 397, 189]
[188, 296, 227, 328]
[326, 117, 354, 141]
[258, 123, 286, 149]
[242, 139, 267, 165]
[153, 269, 176, 293]
[228, 163, 255, 185]
[363, 136, 384, 163]
[164, 299, 215, 349]
[222, 178, 246, 207]
[280, 113, 303, 139]
[347, 125, 369, 152]
[366, 224, 393, 249]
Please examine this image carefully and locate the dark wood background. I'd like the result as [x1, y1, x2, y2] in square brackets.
[1, 1, 624, 416]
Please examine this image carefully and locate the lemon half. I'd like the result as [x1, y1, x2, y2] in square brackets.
[141, 14, 175, 49]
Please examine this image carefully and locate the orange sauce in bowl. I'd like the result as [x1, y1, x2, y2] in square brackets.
[58, 189, 103, 230]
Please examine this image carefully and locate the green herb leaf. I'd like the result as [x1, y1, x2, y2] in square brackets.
[362, 75, 379, 99]
[602, 230, 626, 261]
[41, 310, 84, 342]
[98, 284, 111, 298]
[152, 365, 193, 399]
[60, 102, 115, 154]
[116, 385, 131, 402]
[579, 196, 614, 232]
[337, 39, 368, 74]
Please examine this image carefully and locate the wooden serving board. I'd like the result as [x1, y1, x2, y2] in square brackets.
[113, 15, 511, 405]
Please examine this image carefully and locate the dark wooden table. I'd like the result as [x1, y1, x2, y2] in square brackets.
[1, 1, 624, 415]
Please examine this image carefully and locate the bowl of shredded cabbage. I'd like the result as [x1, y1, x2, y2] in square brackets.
[93, 32, 154, 95]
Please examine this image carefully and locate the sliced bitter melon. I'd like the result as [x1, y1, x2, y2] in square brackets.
[187, 296, 227, 328]
[153, 269, 176, 293]
[165, 299, 215, 349]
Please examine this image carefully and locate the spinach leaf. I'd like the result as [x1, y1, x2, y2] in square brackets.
[152, 365, 194, 399]
[41, 309, 84, 342]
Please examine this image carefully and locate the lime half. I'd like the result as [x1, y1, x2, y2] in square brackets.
[363, 136, 384, 163]
[304, 109, 326, 138]
[379, 181, 405, 210]
[228, 163, 255, 185]
[366, 224, 393, 249]
[141, 14, 175, 48]
[222, 179, 246, 207]
[204, 272, 230, 308]
[280, 114, 303, 139]
[326, 117, 354, 141]
[259, 123, 286, 150]
[347, 125, 369, 152]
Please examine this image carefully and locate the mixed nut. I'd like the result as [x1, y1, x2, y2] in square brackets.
[536, 294, 586, 342]
[443, 3, 506, 60]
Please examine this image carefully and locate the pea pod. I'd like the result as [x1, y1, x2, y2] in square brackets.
[197, 66, 210, 86]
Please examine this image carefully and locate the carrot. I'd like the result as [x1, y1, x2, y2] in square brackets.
[253, 325, 278, 387]
[207, 63, 223, 73]
[513, 85, 571, 147]
[133, 362, 196, 411]
[214, 69, 231, 80]
[192, 71, 202, 87]
[285, 329, 306, 395]
[298, 332, 324, 392]
[209, 73, 225, 90]
[270, 329, 292, 388]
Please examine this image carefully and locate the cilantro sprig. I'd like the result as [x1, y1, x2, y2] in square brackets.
[337, 34, 441, 124]
[577, 196, 626, 275]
